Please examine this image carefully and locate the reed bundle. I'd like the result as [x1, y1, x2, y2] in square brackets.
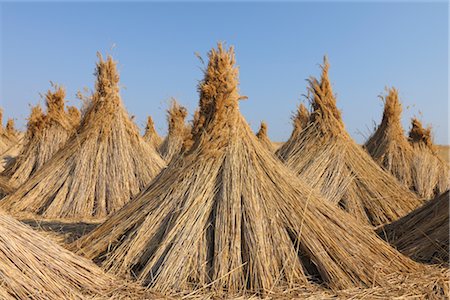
[0, 54, 166, 221]
[158, 100, 190, 162]
[277, 103, 310, 159]
[0, 208, 125, 299]
[256, 121, 275, 151]
[378, 191, 449, 264]
[408, 118, 449, 198]
[143, 115, 163, 150]
[2, 85, 78, 186]
[276, 58, 423, 226]
[70, 44, 443, 297]
[0, 110, 18, 153]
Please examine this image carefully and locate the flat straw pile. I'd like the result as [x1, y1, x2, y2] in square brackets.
[378, 191, 449, 264]
[276, 58, 423, 226]
[277, 103, 310, 159]
[256, 121, 275, 151]
[0, 208, 122, 299]
[408, 118, 449, 198]
[71, 44, 442, 297]
[158, 100, 190, 162]
[2, 85, 78, 186]
[143, 115, 162, 149]
[0, 54, 166, 221]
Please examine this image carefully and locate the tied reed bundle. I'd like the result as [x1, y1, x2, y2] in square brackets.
[0, 54, 166, 221]
[378, 191, 449, 264]
[277, 103, 310, 159]
[158, 100, 190, 163]
[276, 58, 423, 226]
[71, 44, 443, 297]
[0, 109, 19, 153]
[408, 118, 449, 198]
[256, 121, 275, 152]
[143, 115, 163, 150]
[2, 85, 78, 186]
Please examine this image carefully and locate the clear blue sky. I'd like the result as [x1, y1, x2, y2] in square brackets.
[0, 2, 448, 144]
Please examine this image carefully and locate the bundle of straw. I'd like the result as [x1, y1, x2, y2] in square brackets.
[276, 58, 423, 226]
[378, 191, 449, 264]
[277, 103, 310, 158]
[256, 121, 275, 151]
[158, 100, 190, 162]
[407, 118, 449, 198]
[2, 85, 77, 186]
[0, 54, 166, 221]
[0, 110, 18, 153]
[0, 208, 125, 299]
[364, 88, 416, 188]
[71, 44, 441, 297]
[143, 115, 162, 150]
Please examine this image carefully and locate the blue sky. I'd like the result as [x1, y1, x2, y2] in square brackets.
[0, 2, 448, 144]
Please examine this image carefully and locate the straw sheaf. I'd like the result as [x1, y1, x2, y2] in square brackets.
[0, 109, 19, 157]
[0, 54, 166, 221]
[378, 191, 449, 264]
[0, 208, 131, 299]
[143, 115, 163, 150]
[71, 44, 444, 297]
[2, 86, 78, 186]
[158, 100, 190, 162]
[5, 119, 17, 138]
[256, 121, 275, 152]
[364, 88, 416, 191]
[67, 106, 81, 128]
[277, 60, 423, 227]
[407, 118, 449, 198]
[277, 103, 310, 159]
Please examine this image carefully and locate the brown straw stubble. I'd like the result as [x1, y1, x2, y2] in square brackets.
[0, 54, 166, 221]
[71, 44, 446, 298]
[276, 58, 424, 226]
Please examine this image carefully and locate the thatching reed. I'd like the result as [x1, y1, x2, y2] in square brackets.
[0, 176, 15, 199]
[0, 54, 166, 221]
[276, 58, 423, 226]
[143, 115, 163, 149]
[276, 103, 309, 159]
[256, 121, 275, 151]
[407, 118, 449, 198]
[0, 110, 18, 153]
[364, 87, 416, 188]
[378, 191, 449, 264]
[0, 208, 126, 299]
[71, 44, 442, 297]
[2, 85, 78, 186]
[5, 119, 17, 138]
[158, 100, 190, 162]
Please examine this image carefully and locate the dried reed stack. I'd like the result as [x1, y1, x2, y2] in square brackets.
[0, 176, 14, 199]
[276, 58, 423, 226]
[0, 54, 166, 221]
[158, 100, 190, 162]
[407, 118, 449, 198]
[276, 103, 309, 159]
[5, 119, 17, 138]
[0, 208, 124, 299]
[256, 121, 275, 151]
[2, 86, 78, 186]
[71, 44, 438, 297]
[143, 115, 162, 149]
[364, 88, 416, 189]
[67, 105, 81, 128]
[0, 110, 18, 153]
[378, 191, 449, 264]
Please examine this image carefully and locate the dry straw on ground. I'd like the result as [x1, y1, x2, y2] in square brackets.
[378, 191, 449, 264]
[71, 44, 445, 298]
[276, 103, 309, 160]
[143, 115, 163, 149]
[0, 208, 129, 299]
[0, 54, 166, 221]
[158, 100, 190, 163]
[2, 85, 78, 186]
[407, 118, 449, 198]
[276, 58, 423, 226]
[256, 121, 275, 152]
